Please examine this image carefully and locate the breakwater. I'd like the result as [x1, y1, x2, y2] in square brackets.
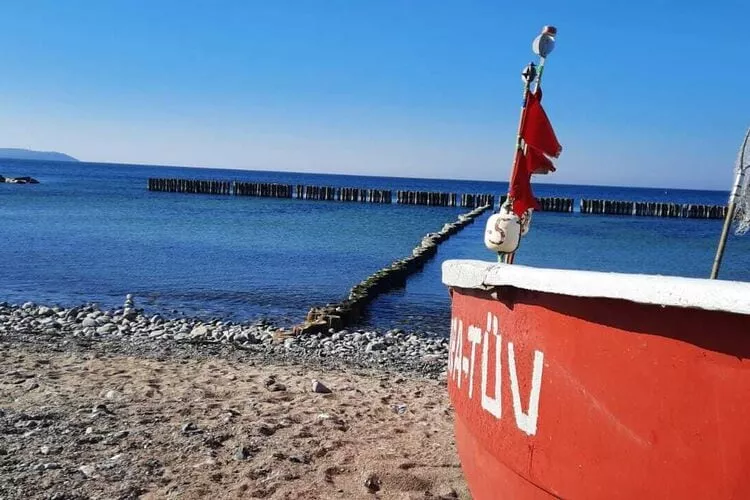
[497, 195, 574, 213]
[295, 185, 392, 203]
[580, 199, 728, 219]
[293, 204, 493, 335]
[147, 177, 728, 218]
[147, 178, 232, 195]
[147, 177, 493, 208]
[496, 194, 724, 218]
[235, 181, 292, 198]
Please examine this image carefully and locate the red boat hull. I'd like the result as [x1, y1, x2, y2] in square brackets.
[447, 285, 750, 499]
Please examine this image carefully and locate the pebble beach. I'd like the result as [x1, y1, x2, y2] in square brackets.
[0, 297, 450, 380]
[0, 297, 466, 499]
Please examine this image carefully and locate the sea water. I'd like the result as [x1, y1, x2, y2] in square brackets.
[1, 159, 747, 335]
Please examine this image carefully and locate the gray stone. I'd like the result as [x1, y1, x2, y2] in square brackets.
[190, 325, 209, 338]
[96, 324, 116, 335]
[365, 341, 385, 353]
[365, 472, 381, 493]
[234, 445, 250, 461]
[311, 379, 332, 394]
[23, 381, 39, 392]
[79, 464, 96, 478]
[37, 306, 53, 317]
[95, 315, 111, 326]
[181, 422, 199, 434]
[111, 430, 129, 440]
[112, 430, 130, 440]
[258, 424, 276, 436]
[92, 403, 112, 415]
[436, 486, 459, 498]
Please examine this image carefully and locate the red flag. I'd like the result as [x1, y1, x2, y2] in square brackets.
[508, 148, 540, 215]
[526, 144, 556, 174]
[522, 89, 562, 158]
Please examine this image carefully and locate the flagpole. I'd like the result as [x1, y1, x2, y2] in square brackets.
[501, 26, 557, 265]
[710, 127, 750, 279]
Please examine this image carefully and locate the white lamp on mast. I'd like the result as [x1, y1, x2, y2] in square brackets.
[532, 26, 556, 58]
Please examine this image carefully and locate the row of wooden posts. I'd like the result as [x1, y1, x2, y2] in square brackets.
[498, 195, 575, 213]
[395, 191, 495, 208]
[147, 178, 494, 208]
[147, 178, 729, 219]
[147, 178, 234, 195]
[579, 199, 728, 219]
[295, 185, 392, 203]
[496, 195, 726, 219]
[235, 181, 292, 198]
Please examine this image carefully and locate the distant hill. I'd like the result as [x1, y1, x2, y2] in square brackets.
[0, 148, 78, 162]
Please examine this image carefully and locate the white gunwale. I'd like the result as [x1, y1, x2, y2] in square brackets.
[442, 259, 750, 316]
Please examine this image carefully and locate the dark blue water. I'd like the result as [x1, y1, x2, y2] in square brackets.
[2, 159, 748, 335]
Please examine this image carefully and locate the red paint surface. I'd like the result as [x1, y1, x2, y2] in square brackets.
[447, 287, 750, 499]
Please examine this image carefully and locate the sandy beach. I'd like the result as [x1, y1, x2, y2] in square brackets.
[0, 327, 468, 499]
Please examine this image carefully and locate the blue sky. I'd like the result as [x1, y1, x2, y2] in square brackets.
[0, 1, 746, 189]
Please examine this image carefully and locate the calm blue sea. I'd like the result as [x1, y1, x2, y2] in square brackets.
[1, 159, 748, 335]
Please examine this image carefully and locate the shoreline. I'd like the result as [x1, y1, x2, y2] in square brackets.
[0, 297, 450, 380]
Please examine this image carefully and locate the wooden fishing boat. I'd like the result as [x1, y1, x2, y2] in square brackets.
[442, 260, 750, 499]
[444, 25, 750, 499]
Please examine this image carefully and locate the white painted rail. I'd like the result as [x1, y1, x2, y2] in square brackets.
[442, 260, 750, 316]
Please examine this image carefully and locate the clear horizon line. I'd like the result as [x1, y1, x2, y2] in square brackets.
[2, 154, 731, 194]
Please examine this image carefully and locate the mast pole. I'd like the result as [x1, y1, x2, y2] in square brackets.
[501, 26, 557, 265]
[710, 127, 750, 279]
[500, 63, 535, 264]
